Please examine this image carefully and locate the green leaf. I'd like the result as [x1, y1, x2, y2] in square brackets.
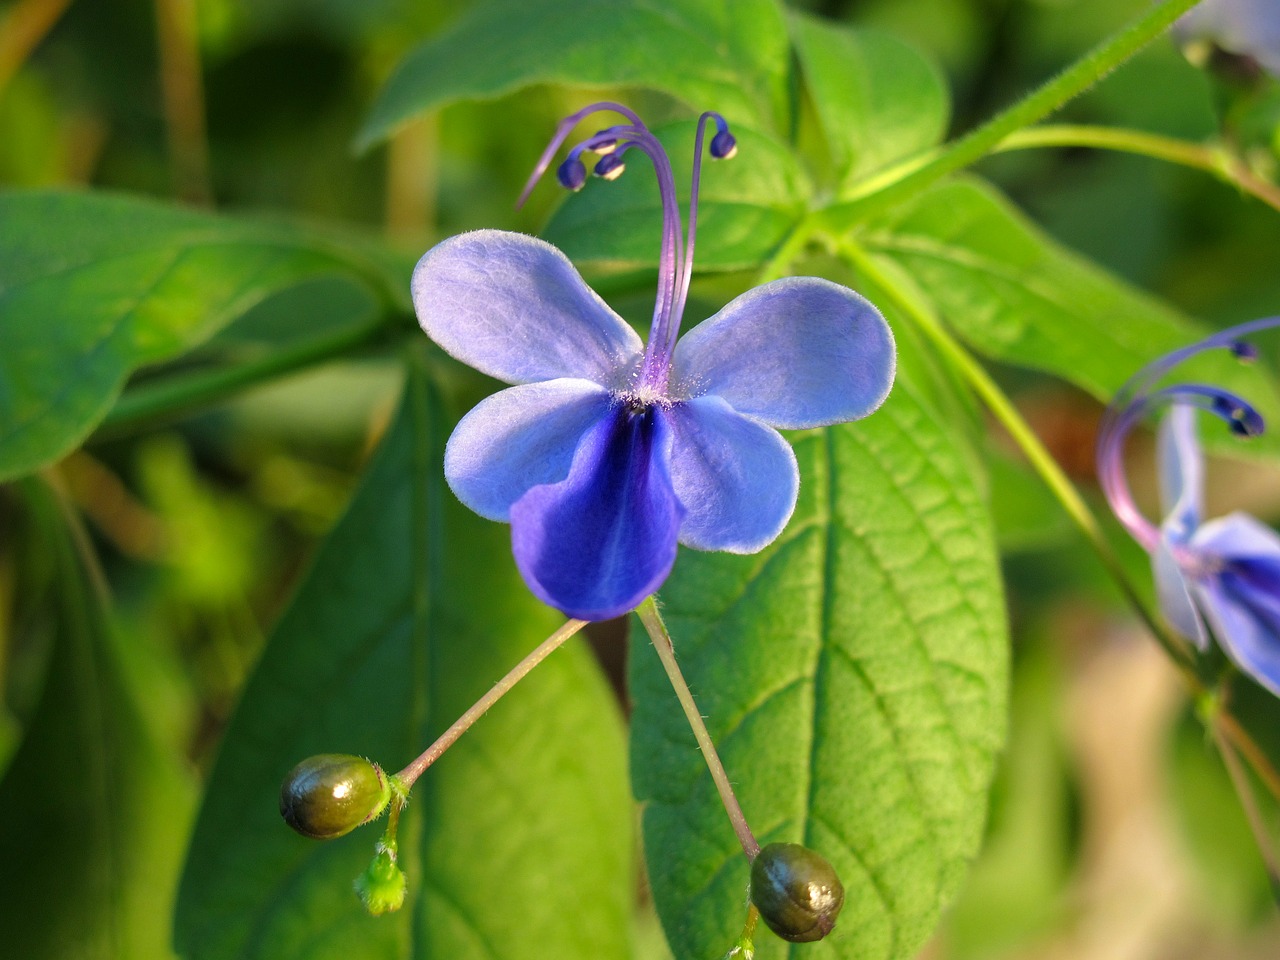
[357, 0, 792, 149]
[542, 121, 810, 273]
[174, 354, 632, 960]
[630, 369, 1009, 959]
[0, 190, 406, 482]
[859, 176, 1280, 456]
[789, 13, 949, 191]
[0, 480, 196, 960]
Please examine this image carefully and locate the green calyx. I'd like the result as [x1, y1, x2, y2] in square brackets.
[356, 843, 407, 916]
[279, 753, 394, 840]
[749, 842, 845, 943]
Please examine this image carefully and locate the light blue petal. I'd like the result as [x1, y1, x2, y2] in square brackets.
[665, 397, 798, 552]
[1193, 511, 1280, 560]
[670, 277, 895, 429]
[413, 230, 643, 387]
[1192, 512, 1280, 695]
[1175, 0, 1280, 76]
[1156, 405, 1203, 542]
[511, 405, 682, 621]
[1153, 538, 1209, 649]
[444, 379, 614, 521]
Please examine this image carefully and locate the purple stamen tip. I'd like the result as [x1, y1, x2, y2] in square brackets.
[557, 156, 587, 192]
[1230, 339, 1260, 362]
[1212, 394, 1265, 437]
[594, 153, 626, 181]
[710, 128, 737, 160]
[592, 131, 619, 155]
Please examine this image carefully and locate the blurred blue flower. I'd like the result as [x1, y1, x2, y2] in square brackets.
[1174, 0, 1280, 78]
[1098, 318, 1280, 694]
[412, 104, 895, 620]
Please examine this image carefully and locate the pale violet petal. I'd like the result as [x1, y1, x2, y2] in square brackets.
[665, 396, 798, 552]
[1190, 512, 1280, 695]
[413, 230, 643, 387]
[1156, 405, 1203, 542]
[670, 277, 895, 429]
[444, 379, 614, 521]
[1153, 538, 1209, 649]
[1195, 574, 1280, 697]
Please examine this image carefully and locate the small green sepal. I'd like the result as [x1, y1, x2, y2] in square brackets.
[279, 753, 393, 840]
[356, 842, 407, 916]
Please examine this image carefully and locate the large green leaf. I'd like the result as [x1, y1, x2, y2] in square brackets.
[174, 355, 632, 960]
[858, 176, 1280, 457]
[0, 190, 405, 482]
[0, 480, 196, 960]
[789, 13, 949, 192]
[630, 368, 1008, 959]
[357, 0, 791, 149]
[542, 121, 810, 273]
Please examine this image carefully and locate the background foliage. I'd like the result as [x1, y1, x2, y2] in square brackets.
[1, 0, 1279, 958]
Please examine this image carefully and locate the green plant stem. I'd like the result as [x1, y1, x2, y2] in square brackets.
[837, 238, 1195, 674]
[97, 321, 391, 436]
[819, 0, 1203, 229]
[635, 596, 760, 861]
[1211, 717, 1280, 892]
[393, 617, 588, 790]
[995, 125, 1280, 214]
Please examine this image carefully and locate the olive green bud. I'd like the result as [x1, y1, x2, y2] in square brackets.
[749, 842, 845, 943]
[356, 846, 407, 916]
[280, 754, 392, 840]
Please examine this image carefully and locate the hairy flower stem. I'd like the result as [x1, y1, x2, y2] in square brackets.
[995, 125, 1280, 214]
[394, 617, 588, 790]
[820, 0, 1203, 229]
[636, 597, 761, 860]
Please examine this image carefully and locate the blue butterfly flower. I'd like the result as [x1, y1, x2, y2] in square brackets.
[1098, 318, 1280, 694]
[412, 104, 895, 620]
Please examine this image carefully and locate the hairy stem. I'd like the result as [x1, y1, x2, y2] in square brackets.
[1211, 717, 1280, 892]
[995, 125, 1280, 214]
[635, 596, 760, 860]
[819, 0, 1203, 229]
[394, 618, 588, 789]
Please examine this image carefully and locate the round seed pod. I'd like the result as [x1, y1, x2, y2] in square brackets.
[750, 842, 845, 943]
[279, 754, 391, 840]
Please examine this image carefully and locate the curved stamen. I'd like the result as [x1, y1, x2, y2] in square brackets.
[516, 101, 647, 208]
[1104, 316, 1280, 434]
[1098, 383, 1267, 551]
[659, 112, 733, 374]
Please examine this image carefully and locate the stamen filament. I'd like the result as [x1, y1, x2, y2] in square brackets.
[394, 617, 589, 790]
[516, 101, 646, 208]
[636, 596, 761, 860]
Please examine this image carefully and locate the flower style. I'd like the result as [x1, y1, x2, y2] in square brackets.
[412, 103, 895, 620]
[1174, 0, 1280, 78]
[1097, 317, 1280, 695]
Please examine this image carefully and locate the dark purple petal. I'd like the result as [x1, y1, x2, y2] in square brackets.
[443, 379, 614, 521]
[670, 277, 895, 429]
[665, 396, 798, 552]
[1156, 406, 1203, 543]
[510, 404, 683, 620]
[413, 230, 643, 387]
